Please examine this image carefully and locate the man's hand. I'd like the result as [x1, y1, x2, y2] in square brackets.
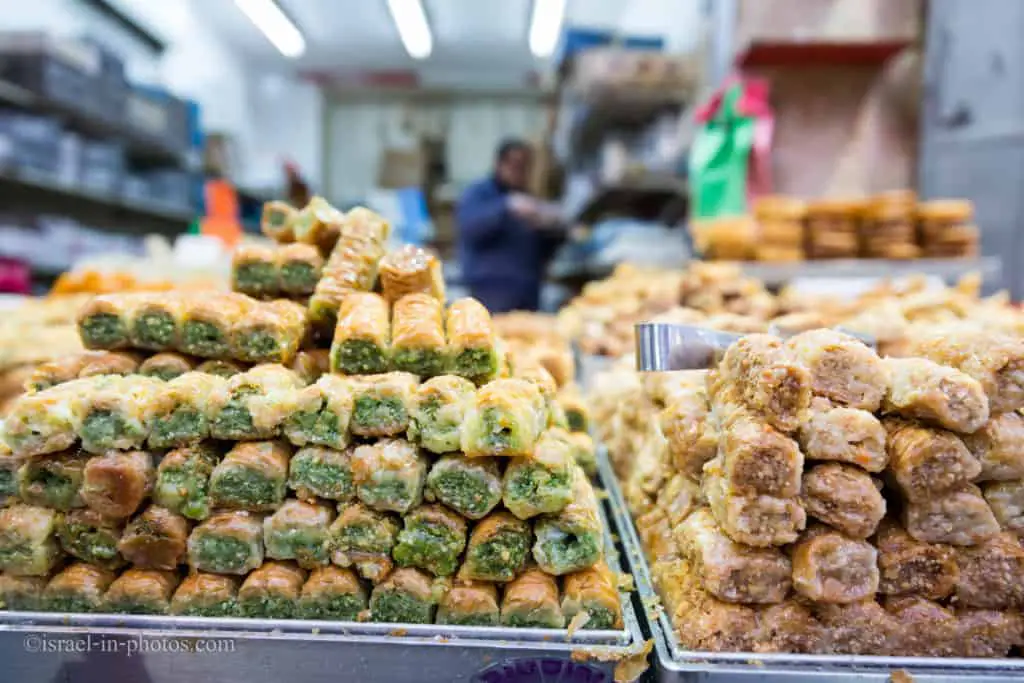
[507, 193, 542, 223]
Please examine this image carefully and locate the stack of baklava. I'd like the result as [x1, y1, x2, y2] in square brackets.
[0, 197, 616, 631]
[625, 327, 1024, 658]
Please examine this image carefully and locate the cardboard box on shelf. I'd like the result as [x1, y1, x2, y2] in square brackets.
[737, 0, 921, 46]
[378, 147, 428, 189]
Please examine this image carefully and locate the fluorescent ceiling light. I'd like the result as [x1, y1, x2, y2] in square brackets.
[234, 0, 306, 58]
[529, 0, 566, 58]
[387, 0, 433, 60]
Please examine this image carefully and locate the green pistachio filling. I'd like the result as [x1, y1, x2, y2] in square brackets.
[289, 452, 352, 501]
[44, 595, 99, 613]
[81, 313, 127, 348]
[427, 468, 500, 519]
[175, 600, 238, 617]
[504, 609, 562, 629]
[300, 594, 364, 621]
[211, 468, 282, 509]
[467, 531, 530, 582]
[155, 466, 212, 520]
[266, 528, 329, 566]
[108, 599, 165, 615]
[393, 523, 464, 577]
[59, 522, 121, 567]
[392, 347, 447, 378]
[371, 591, 432, 624]
[234, 262, 278, 297]
[335, 523, 395, 554]
[0, 468, 18, 501]
[334, 340, 388, 375]
[239, 595, 295, 619]
[81, 409, 141, 450]
[150, 407, 205, 448]
[286, 408, 343, 448]
[141, 366, 185, 381]
[439, 611, 499, 627]
[579, 605, 616, 630]
[535, 528, 601, 575]
[352, 397, 407, 433]
[182, 320, 229, 358]
[132, 312, 176, 349]
[20, 463, 82, 510]
[193, 536, 257, 574]
[212, 400, 256, 439]
[280, 262, 318, 294]
[566, 411, 587, 433]
[480, 408, 520, 453]
[357, 478, 417, 513]
[237, 330, 283, 363]
[505, 467, 572, 515]
[452, 347, 498, 383]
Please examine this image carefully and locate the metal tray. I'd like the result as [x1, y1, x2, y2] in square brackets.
[597, 450, 1024, 682]
[0, 489, 645, 683]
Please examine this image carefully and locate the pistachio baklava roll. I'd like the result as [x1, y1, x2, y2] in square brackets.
[391, 294, 447, 378]
[0, 574, 47, 610]
[18, 448, 87, 510]
[138, 352, 196, 381]
[292, 196, 345, 253]
[232, 243, 280, 298]
[502, 433, 575, 520]
[118, 505, 190, 570]
[77, 293, 136, 349]
[462, 379, 547, 457]
[77, 350, 144, 379]
[349, 373, 418, 438]
[128, 293, 185, 351]
[884, 357, 990, 434]
[170, 573, 240, 617]
[329, 503, 400, 583]
[351, 439, 428, 515]
[76, 375, 163, 453]
[195, 359, 247, 378]
[42, 563, 116, 613]
[278, 243, 324, 296]
[437, 581, 499, 626]
[329, 292, 391, 375]
[461, 510, 531, 582]
[425, 455, 502, 520]
[188, 510, 264, 575]
[208, 441, 292, 512]
[105, 568, 179, 614]
[261, 200, 297, 243]
[300, 566, 367, 620]
[2, 379, 88, 457]
[154, 443, 221, 520]
[308, 229, 388, 332]
[564, 431, 597, 476]
[57, 509, 124, 569]
[717, 334, 812, 433]
[230, 299, 308, 365]
[148, 372, 226, 449]
[379, 245, 445, 303]
[290, 349, 330, 385]
[210, 365, 303, 441]
[288, 446, 354, 503]
[0, 505, 61, 576]
[0, 455, 20, 506]
[238, 561, 306, 619]
[533, 469, 604, 576]
[561, 561, 622, 630]
[393, 503, 468, 577]
[264, 499, 335, 569]
[370, 567, 447, 624]
[27, 352, 98, 391]
[558, 384, 590, 433]
[446, 298, 499, 384]
[180, 292, 251, 360]
[408, 375, 475, 454]
[284, 375, 353, 450]
[81, 450, 154, 519]
[500, 567, 564, 629]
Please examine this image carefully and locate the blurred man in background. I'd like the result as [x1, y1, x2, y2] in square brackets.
[456, 138, 563, 312]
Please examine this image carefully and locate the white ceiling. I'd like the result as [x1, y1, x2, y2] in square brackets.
[203, 0, 638, 86]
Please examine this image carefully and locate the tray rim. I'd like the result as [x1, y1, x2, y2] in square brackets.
[596, 446, 1024, 677]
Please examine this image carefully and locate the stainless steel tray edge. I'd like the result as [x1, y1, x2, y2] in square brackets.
[596, 447, 1024, 682]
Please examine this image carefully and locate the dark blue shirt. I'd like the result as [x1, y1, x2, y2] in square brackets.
[456, 177, 560, 312]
